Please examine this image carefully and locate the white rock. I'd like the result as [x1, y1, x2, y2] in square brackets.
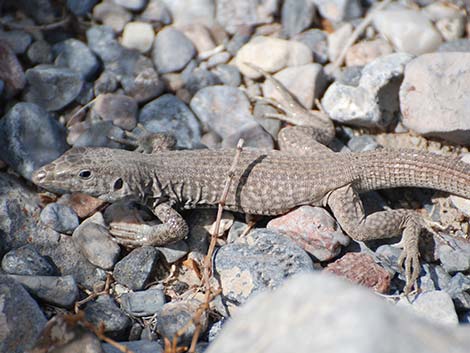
[121, 22, 155, 53]
[327, 23, 353, 62]
[373, 8, 442, 55]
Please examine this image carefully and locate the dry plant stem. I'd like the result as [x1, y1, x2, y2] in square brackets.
[0, 16, 71, 31]
[332, 0, 393, 69]
[74, 274, 111, 312]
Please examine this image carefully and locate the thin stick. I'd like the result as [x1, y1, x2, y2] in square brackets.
[332, 0, 393, 70]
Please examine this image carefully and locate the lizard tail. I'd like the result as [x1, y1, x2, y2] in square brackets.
[351, 149, 470, 199]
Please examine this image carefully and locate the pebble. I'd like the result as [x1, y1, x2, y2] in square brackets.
[267, 206, 349, 261]
[1, 244, 58, 276]
[58, 192, 105, 219]
[327, 23, 353, 62]
[66, 0, 98, 16]
[114, 0, 148, 11]
[206, 272, 470, 353]
[159, 0, 215, 27]
[40, 203, 80, 234]
[156, 300, 208, 345]
[397, 291, 458, 325]
[0, 276, 47, 353]
[0, 30, 32, 54]
[113, 246, 160, 290]
[92, 2, 132, 33]
[325, 252, 391, 293]
[8, 274, 79, 308]
[93, 93, 138, 130]
[0, 41, 25, 98]
[322, 53, 413, 129]
[140, 0, 172, 25]
[84, 295, 132, 339]
[221, 121, 274, 149]
[139, 94, 201, 148]
[24, 65, 84, 111]
[120, 286, 166, 316]
[372, 7, 442, 55]
[236, 36, 313, 78]
[262, 63, 328, 110]
[27, 40, 53, 65]
[155, 240, 189, 263]
[400, 52, 470, 145]
[53, 39, 100, 80]
[121, 21, 155, 53]
[86, 25, 123, 63]
[94, 71, 119, 95]
[281, 0, 317, 38]
[72, 121, 125, 148]
[347, 135, 380, 152]
[345, 39, 394, 67]
[0, 102, 68, 180]
[293, 29, 329, 64]
[314, 0, 363, 23]
[103, 340, 163, 353]
[438, 38, 470, 52]
[72, 214, 121, 270]
[152, 27, 196, 74]
[423, 2, 465, 41]
[214, 229, 314, 312]
[436, 233, 470, 273]
[184, 68, 223, 95]
[180, 23, 216, 54]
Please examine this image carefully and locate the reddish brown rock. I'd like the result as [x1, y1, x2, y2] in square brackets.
[58, 193, 105, 219]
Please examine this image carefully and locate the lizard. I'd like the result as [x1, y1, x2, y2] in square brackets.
[31, 66, 470, 294]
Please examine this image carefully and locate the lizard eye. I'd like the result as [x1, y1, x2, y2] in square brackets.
[113, 178, 123, 190]
[78, 170, 92, 179]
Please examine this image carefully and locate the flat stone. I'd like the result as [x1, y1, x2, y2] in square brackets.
[120, 286, 165, 316]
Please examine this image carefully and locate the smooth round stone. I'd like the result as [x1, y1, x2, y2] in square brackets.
[93, 93, 138, 130]
[236, 36, 312, 78]
[152, 27, 196, 74]
[373, 7, 442, 55]
[26, 40, 53, 64]
[0, 30, 32, 54]
[183, 68, 222, 95]
[114, 0, 148, 11]
[86, 25, 123, 63]
[121, 21, 155, 53]
[0, 102, 68, 180]
[94, 71, 119, 95]
[2, 245, 58, 276]
[40, 203, 79, 235]
[140, 0, 172, 24]
[66, 0, 98, 16]
[53, 38, 100, 80]
[24, 65, 84, 111]
[281, 0, 317, 38]
[400, 53, 470, 145]
[212, 64, 241, 87]
[92, 2, 132, 32]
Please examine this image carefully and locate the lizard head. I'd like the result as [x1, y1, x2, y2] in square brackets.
[32, 147, 142, 202]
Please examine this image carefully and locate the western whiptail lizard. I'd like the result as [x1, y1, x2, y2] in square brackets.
[31, 67, 470, 294]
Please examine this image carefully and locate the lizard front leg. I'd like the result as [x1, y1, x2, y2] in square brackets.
[109, 202, 189, 247]
[326, 184, 422, 294]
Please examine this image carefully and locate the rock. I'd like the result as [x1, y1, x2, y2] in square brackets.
[92, 2, 132, 32]
[94, 71, 119, 95]
[93, 93, 138, 130]
[0, 102, 68, 180]
[114, 0, 148, 11]
[436, 233, 470, 273]
[373, 7, 442, 55]
[347, 135, 379, 152]
[345, 39, 394, 67]
[267, 206, 349, 261]
[40, 203, 79, 234]
[400, 53, 470, 145]
[183, 67, 223, 95]
[397, 291, 458, 325]
[57, 193, 105, 218]
[139, 94, 201, 148]
[155, 240, 189, 263]
[84, 295, 132, 338]
[314, 0, 363, 22]
[180, 23, 216, 54]
[7, 274, 78, 308]
[27, 40, 53, 65]
[152, 27, 196, 74]
[325, 252, 391, 293]
[86, 25, 123, 63]
[15, 0, 59, 25]
[2, 245, 58, 276]
[103, 340, 163, 353]
[327, 23, 353, 62]
[236, 36, 313, 78]
[293, 29, 328, 64]
[205, 272, 470, 353]
[156, 300, 208, 345]
[53, 39, 100, 80]
[159, 0, 215, 27]
[281, 0, 317, 38]
[322, 53, 413, 129]
[0, 276, 47, 353]
[0, 41, 25, 98]
[214, 229, 314, 312]
[0, 30, 32, 54]
[73, 121, 125, 148]
[24, 65, 84, 111]
[72, 214, 121, 270]
[113, 246, 159, 290]
[423, 2, 465, 42]
[120, 286, 166, 316]
[66, 0, 98, 16]
[438, 39, 470, 53]
[121, 21, 155, 53]
[221, 121, 274, 149]
[262, 63, 328, 110]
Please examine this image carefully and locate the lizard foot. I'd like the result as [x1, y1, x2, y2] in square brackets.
[109, 222, 183, 247]
[397, 216, 422, 295]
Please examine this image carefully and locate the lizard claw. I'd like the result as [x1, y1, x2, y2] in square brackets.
[397, 217, 422, 295]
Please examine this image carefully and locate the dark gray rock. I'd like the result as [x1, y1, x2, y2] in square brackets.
[94, 71, 119, 95]
[139, 94, 201, 148]
[87, 26, 124, 63]
[27, 40, 53, 64]
[24, 65, 84, 111]
[152, 27, 196, 74]
[156, 240, 189, 263]
[281, 0, 317, 38]
[16, 0, 60, 24]
[8, 274, 79, 308]
[120, 286, 166, 316]
[53, 39, 100, 80]
[2, 244, 58, 276]
[0, 102, 68, 180]
[84, 295, 132, 339]
[40, 203, 79, 234]
[183, 68, 223, 95]
[75, 81, 95, 105]
[0, 41, 25, 98]
[113, 246, 159, 290]
[0, 276, 47, 353]
[66, 0, 99, 16]
[0, 30, 32, 54]
[103, 340, 163, 353]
